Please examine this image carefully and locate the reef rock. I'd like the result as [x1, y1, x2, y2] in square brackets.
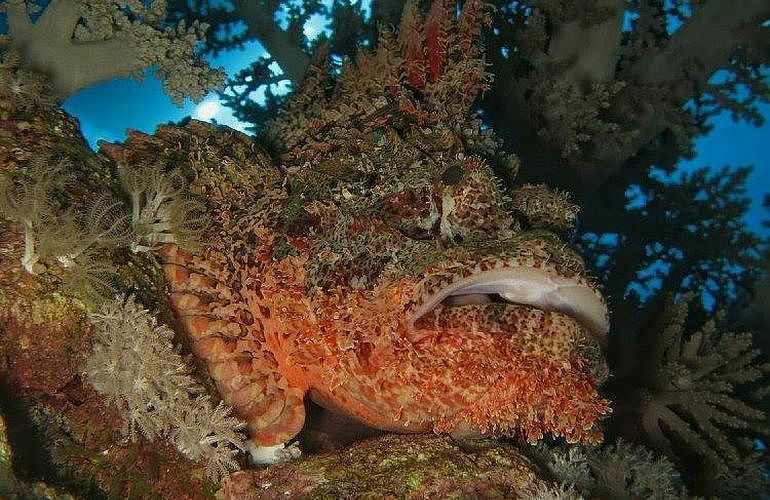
[218, 434, 549, 499]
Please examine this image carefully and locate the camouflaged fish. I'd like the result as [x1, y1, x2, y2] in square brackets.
[103, 0, 611, 464]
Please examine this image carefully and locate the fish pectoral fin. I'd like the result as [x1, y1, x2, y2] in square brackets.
[246, 440, 302, 465]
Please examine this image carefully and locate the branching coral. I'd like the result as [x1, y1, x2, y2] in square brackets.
[0, 155, 133, 305]
[52, 194, 132, 304]
[485, 1, 636, 162]
[612, 296, 770, 480]
[86, 295, 246, 481]
[532, 439, 686, 500]
[0, 156, 75, 274]
[2, 0, 224, 104]
[711, 451, 770, 499]
[520, 483, 584, 500]
[583, 440, 684, 499]
[54, 194, 132, 268]
[0, 41, 56, 119]
[0, 153, 211, 308]
[533, 79, 632, 160]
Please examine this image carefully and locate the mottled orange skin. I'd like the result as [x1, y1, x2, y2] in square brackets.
[160, 221, 609, 448]
[119, 0, 610, 452]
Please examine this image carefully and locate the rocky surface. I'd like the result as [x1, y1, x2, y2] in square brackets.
[218, 434, 549, 499]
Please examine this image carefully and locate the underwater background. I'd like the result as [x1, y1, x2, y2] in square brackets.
[0, 0, 769, 498]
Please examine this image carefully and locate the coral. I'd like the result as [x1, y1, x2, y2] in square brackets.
[535, 445, 593, 490]
[0, 42, 56, 119]
[23, 388, 228, 497]
[0, 155, 131, 305]
[711, 451, 770, 500]
[0, 412, 76, 500]
[117, 162, 211, 254]
[170, 395, 247, 481]
[2, 0, 224, 104]
[0, 150, 209, 304]
[520, 483, 584, 500]
[85, 295, 246, 481]
[55, 194, 132, 266]
[611, 295, 770, 480]
[0, 259, 224, 497]
[533, 439, 686, 500]
[642, 299, 769, 469]
[486, 3, 636, 162]
[583, 440, 684, 499]
[0, 39, 251, 500]
[0, 156, 74, 274]
[534, 78, 632, 160]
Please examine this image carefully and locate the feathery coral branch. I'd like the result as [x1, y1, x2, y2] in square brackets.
[86, 295, 246, 482]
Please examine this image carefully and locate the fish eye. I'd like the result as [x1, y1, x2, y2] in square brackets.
[441, 164, 465, 185]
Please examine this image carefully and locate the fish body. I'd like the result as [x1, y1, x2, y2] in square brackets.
[153, 141, 610, 456]
[105, 0, 612, 459]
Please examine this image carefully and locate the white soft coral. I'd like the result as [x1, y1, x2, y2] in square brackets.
[118, 163, 210, 254]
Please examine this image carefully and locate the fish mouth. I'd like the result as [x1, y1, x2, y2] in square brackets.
[408, 267, 610, 340]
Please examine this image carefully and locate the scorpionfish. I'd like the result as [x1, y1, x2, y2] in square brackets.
[103, 0, 611, 463]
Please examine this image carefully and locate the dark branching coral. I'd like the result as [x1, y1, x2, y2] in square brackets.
[580, 165, 762, 323]
[470, 0, 770, 225]
[711, 451, 770, 500]
[534, 79, 632, 161]
[486, 0, 637, 164]
[610, 295, 770, 488]
[86, 295, 246, 481]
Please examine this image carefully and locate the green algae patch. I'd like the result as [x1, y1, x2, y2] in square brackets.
[405, 472, 424, 490]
